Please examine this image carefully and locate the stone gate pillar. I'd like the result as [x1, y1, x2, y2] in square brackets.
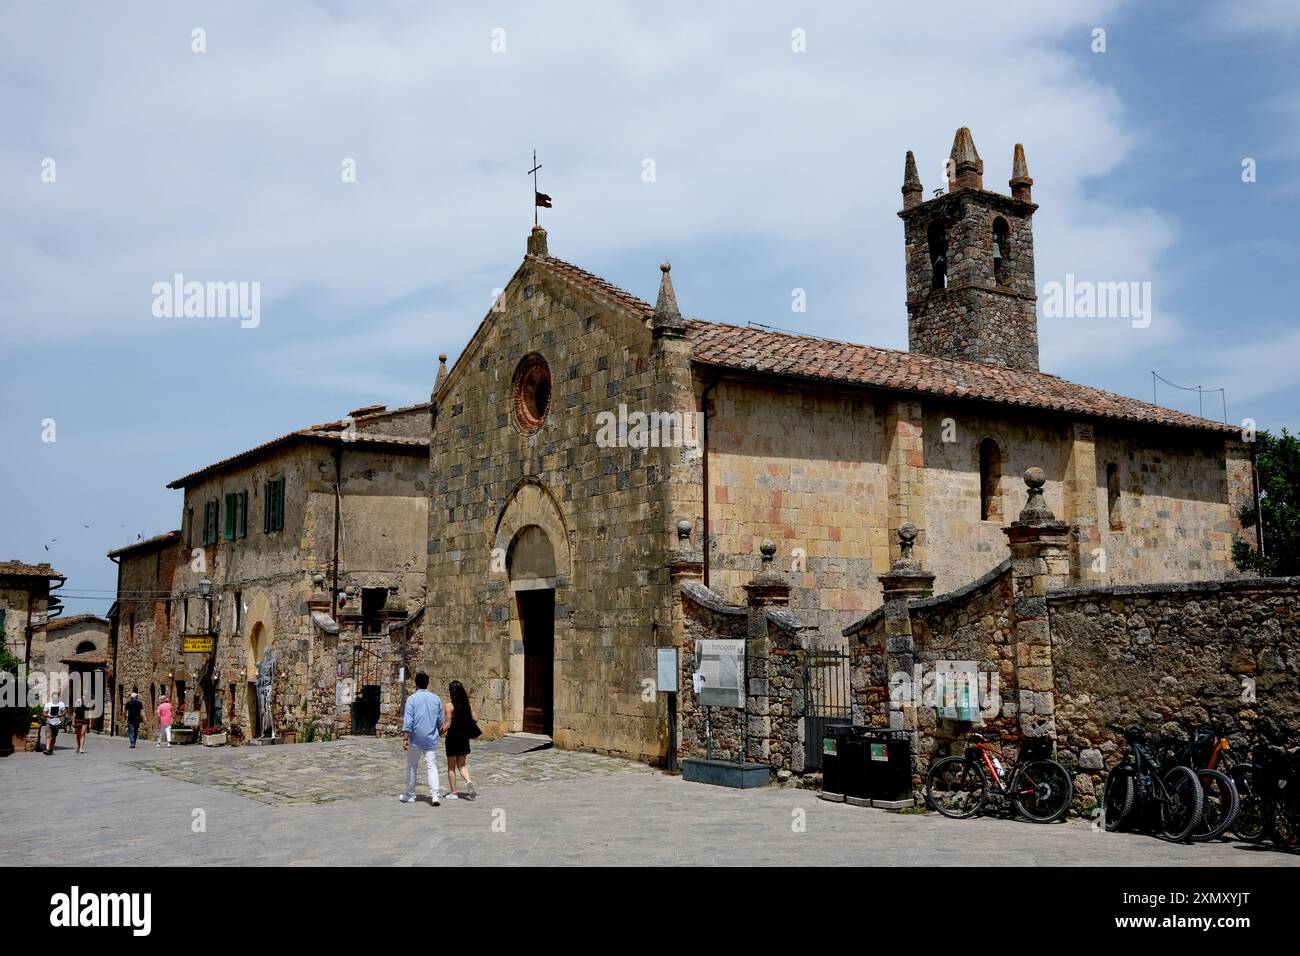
[1003, 467, 1070, 738]
[743, 541, 790, 764]
[876, 524, 935, 733]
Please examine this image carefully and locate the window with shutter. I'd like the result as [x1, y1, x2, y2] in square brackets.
[275, 478, 286, 531]
[224, 493, 237, 540]
[239, 490, 249, 538]
[263, 481, 272, 533]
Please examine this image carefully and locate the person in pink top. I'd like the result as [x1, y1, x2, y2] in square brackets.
[156, 695, 173, 748]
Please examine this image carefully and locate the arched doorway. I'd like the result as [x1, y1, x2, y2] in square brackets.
[509, 525, 557, 736]
[245, 621, 271, 738]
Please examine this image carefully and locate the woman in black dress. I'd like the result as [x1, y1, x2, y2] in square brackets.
[444, 681, 478, 800]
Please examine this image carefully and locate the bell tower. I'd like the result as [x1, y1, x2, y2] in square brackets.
[898, 129, 1040, 372]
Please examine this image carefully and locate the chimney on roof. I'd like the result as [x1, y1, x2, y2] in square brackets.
[527, 225, 548, 257]
[948, 127, 984, 192]
[435, 354, 449, 391]
[650, 262, 686, 339]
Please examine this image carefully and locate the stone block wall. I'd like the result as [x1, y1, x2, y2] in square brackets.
[1049, 577, 1300, 804]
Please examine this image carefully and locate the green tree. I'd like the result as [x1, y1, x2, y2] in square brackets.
[1233, 427, 1300, 577]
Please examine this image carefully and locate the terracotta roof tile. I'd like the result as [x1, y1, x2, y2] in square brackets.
[35, 613, 109, 632]
[107, 530, 182, 558]
[532, 255, 1234, 435]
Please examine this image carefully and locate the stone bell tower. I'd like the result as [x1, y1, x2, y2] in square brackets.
[898, 129, 1040, 372]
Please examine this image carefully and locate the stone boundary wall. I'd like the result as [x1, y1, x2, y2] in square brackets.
[1049, 576, 1300, 806]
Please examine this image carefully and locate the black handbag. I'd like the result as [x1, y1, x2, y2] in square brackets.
[468, 718, 483, 740]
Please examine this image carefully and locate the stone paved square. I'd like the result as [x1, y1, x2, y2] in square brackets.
[3, 735, 1297, 867]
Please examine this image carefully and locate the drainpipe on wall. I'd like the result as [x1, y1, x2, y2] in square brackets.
[109, 554, 121, 736]
[332, 445, 343, 620]
[700, 376, 722, 589]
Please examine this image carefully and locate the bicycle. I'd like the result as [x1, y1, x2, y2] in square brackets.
[1232, 742, 1300, 850]
[1101, 724, 1203, 842]
[1164, 727, 1239, 842]
[925, 732, 1073, 823]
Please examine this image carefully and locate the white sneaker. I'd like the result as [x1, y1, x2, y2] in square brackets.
[447, 793, 459, 800]
[398, 794, 415, 803]
[430, 795, 441, 806]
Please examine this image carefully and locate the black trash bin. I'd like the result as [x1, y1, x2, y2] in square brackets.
[842, 728, 873, 802]
[863, 730, 914, 804]
[820, 724, 855, 801]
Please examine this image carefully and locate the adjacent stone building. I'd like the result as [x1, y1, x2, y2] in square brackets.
[421, 127, 1256, 766]
[0, 560, 65, 666]
[109, 404, 430, 741]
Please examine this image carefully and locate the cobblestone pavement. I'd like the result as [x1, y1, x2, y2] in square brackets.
[130, 736, 655, 804]
[3, 734, 1298, 866]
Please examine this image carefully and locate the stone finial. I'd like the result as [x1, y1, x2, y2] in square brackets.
[1017, 467, 1058, 524]
[948, 127, 984, 192]
[527, 224, 548, 257]
[434, 353, 449, 391]
[1009, 143, 1033, 202]
[651, 261, 686, 338]
[902, 150, 923, 209]
[895, 523, 920, 569]
[745, 539, 790, 606]
[676, 518, 693, 541]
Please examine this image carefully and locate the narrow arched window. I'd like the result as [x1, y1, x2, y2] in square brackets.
[992, 217, 1010, 285]
[1107, 462, 1122, 530]
[979, 439, 1002, 521]
[928, 220, 948, 291]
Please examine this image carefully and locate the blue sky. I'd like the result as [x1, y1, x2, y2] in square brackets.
[2, 0, 1297, 615]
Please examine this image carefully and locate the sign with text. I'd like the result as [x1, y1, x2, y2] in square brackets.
[657, 647, 678, 693]
[182, 636, 215, 654]
[695, 639, 744, 709]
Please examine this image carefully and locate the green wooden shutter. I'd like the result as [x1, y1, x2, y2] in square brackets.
[263, 481, 271, 533]
[224, 493, 237, 540]
[239, 490, 248, 538]
[276, 478, 286, 531]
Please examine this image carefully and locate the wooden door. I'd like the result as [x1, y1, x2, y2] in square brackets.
[519, 590, 554, 736]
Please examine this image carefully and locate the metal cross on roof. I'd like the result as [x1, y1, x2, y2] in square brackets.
[529, 149, 552, 225]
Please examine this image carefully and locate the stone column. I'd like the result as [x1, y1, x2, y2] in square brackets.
[742, 541, 790, 764]
[1003, 467, 1070, 738]
[876, 524, 935, 733]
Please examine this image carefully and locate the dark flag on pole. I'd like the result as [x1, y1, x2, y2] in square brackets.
[535, 191, 552, 208]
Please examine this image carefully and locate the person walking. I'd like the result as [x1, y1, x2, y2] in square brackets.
[399, 672, 446, 806]
[156, 694, 173, 747]
[125, 690, 144, 748]
[72, 698, 91, 754]
[42, 697, 66, 755]
[444, 680, 480, 800]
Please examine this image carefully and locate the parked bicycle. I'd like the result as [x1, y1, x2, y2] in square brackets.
[1231, 742, 1299, 850]
[1163, 727, 1239, 842]
[926, 732, 1073, 823]
[1101, 724, 1203, 842]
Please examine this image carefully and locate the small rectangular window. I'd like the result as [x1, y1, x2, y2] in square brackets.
[224, 493, 238, 540]
[238, 490, 249, 538]
[1107, 462, 1123, 531]
[263, 477, 285, 533]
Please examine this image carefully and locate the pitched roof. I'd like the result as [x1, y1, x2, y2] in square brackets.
[166, 417, 430, 489]
[60, 649, 108, 667]
[107, 530, 182, 558]
[530, 254, 1234, 435]
[0, 560, 64, 579]
[35, 613, 109, 632]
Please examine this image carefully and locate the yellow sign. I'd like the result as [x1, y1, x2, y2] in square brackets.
[183, 636, 215, 654]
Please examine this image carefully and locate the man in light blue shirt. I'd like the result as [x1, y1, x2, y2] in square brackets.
[401, 672, 447, 805]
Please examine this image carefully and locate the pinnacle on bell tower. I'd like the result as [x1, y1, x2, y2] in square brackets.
[897, 128, 1040, 372]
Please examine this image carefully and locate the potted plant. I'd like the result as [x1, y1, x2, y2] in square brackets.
[227, 722, 245, 747]
[201, 725, 227, 747]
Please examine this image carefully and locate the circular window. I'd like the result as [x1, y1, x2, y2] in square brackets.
[512, 353, 551, 434]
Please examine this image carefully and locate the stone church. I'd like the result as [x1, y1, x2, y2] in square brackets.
[421, 128, 1254, 763]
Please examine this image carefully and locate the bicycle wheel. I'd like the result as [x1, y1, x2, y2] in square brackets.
[925, 756, 988, 819]
[1192, 768, 1238, 842]
[1012, 759, 1074, 823]
[1159, 765, 1204, 842]
[1229, 766, 1270, 843]
[1101, 766, 1136, 832]
[1270, 807, 1300, 851]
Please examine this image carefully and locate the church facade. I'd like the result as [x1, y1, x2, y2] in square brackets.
[421, 128, 1255, 763]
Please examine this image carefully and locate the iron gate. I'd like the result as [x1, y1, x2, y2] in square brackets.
[350, 639, 387, 737]
[803, 647, 852, 770]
